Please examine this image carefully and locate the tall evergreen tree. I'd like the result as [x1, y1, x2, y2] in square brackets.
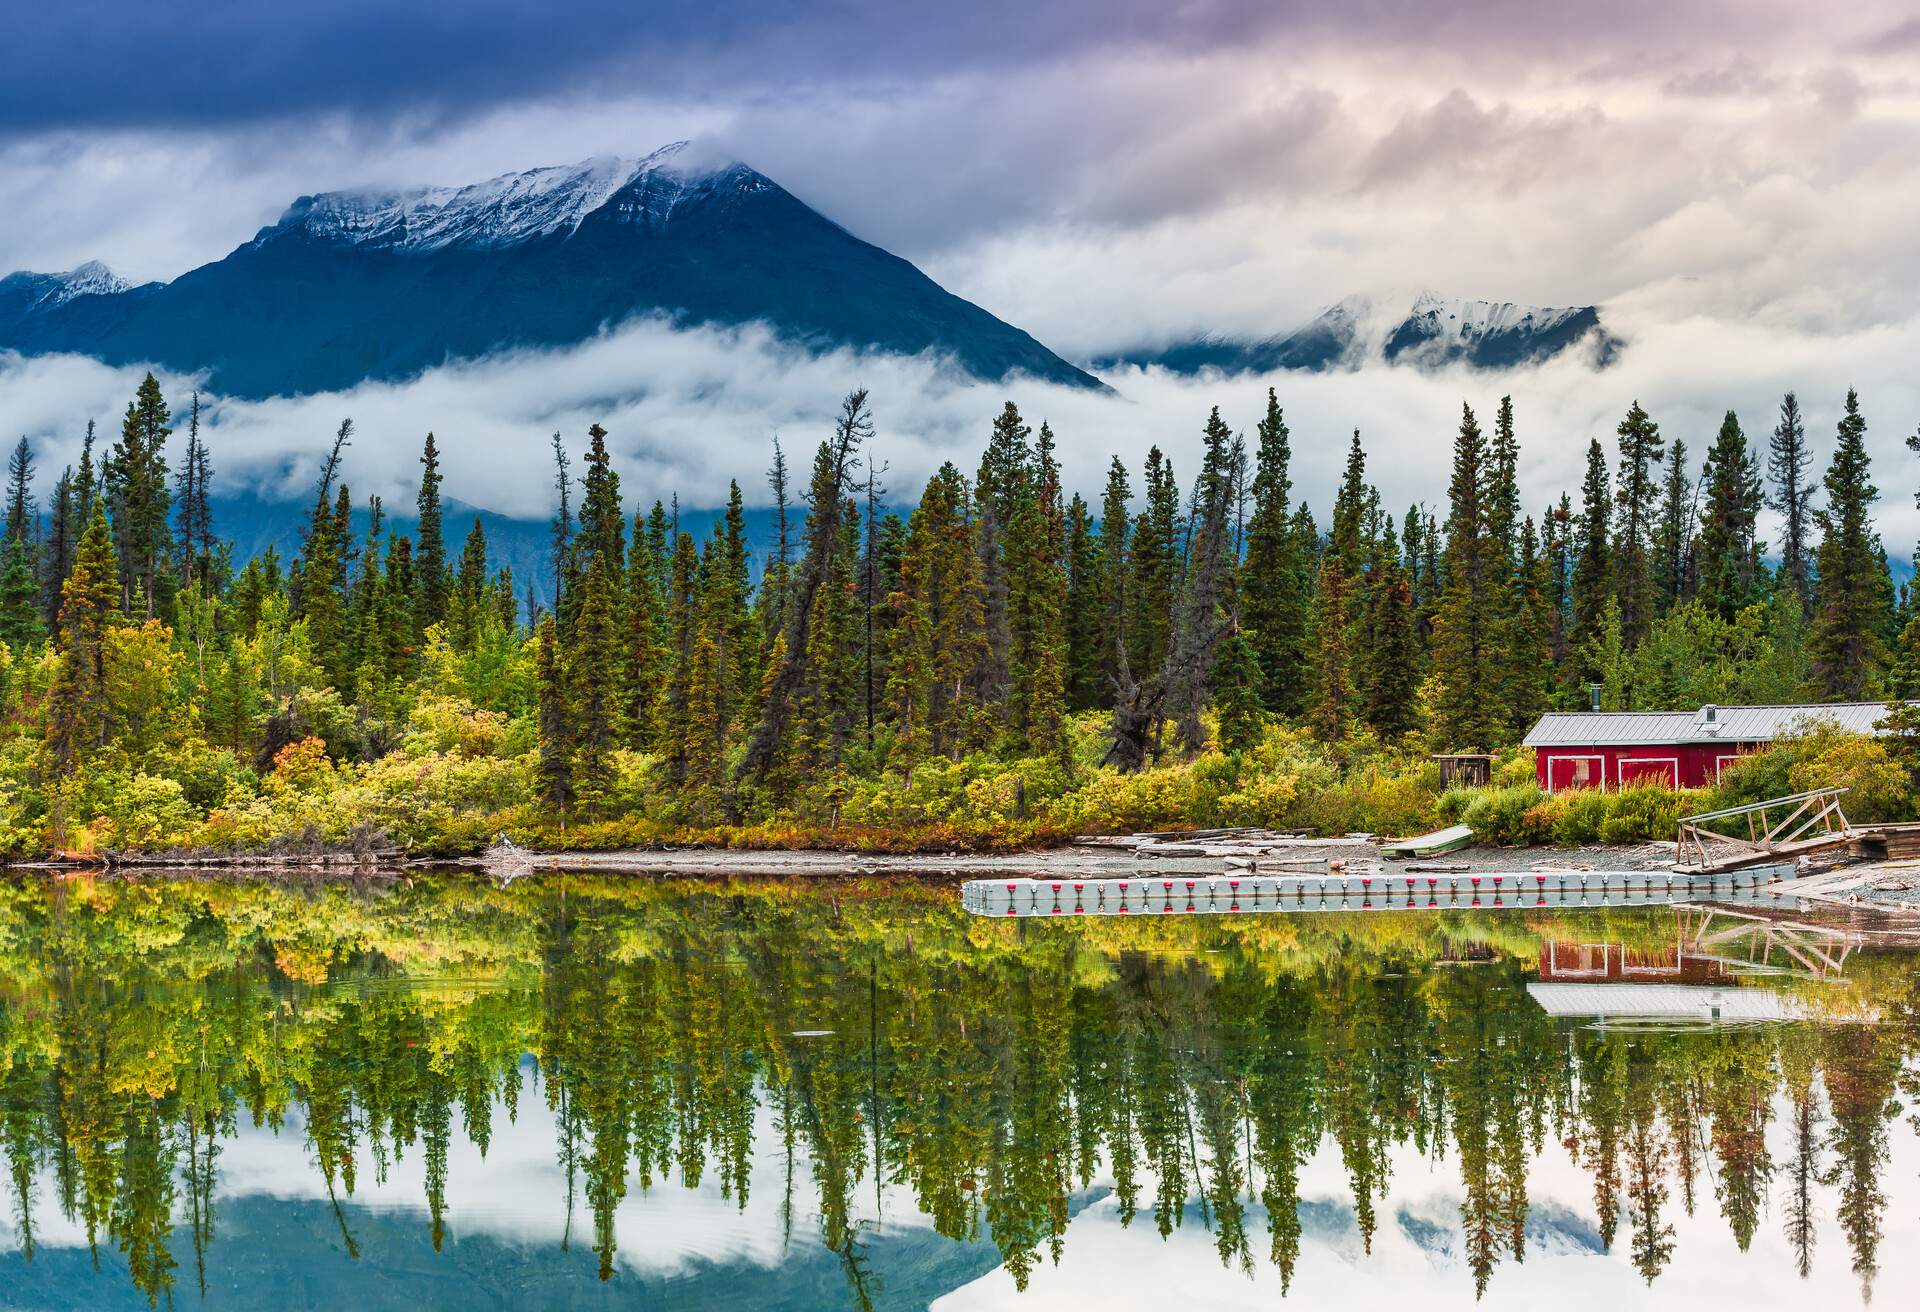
[1095, 457, 1131, 703]
[1545, 494, 1574, 663]
[40, 467, 75, 632]
[1506, 518, 1556, 737]
[887, 464, 988, 761]
[574, 423, 625, 581]
[1612, 400, 1665, 647]
[106, 372, 175, 619]
[1358, 515, 1420, 737]
[1569, 438, 1613, 676]
[0, 539, 43, 651]
[173, 392, 216, 598]
[1063, 493, 1102, 711]
[569, 552, 622, 813]
[1651, 437, 1693, 612]
[1126, 447, 1179, 682]
[44, 506, 119, 826]
[4, 436, 35, 547]
[974, 402, 1031, 696]
[1696, 411, 1764, 621]
[1164, 408, 1237, 755]
[549, 431, 573, 611]
[448, 517, 491, 650]
[1242, 389, 1309, 714]
[1433, 404, 1501, 748]
[1767, 392, 1816, 616]
[1004, 430, 1069, 757]
[1808, 389, 1890, 698]
[414, 431, 450, 632]
[741, 390, 869, 788]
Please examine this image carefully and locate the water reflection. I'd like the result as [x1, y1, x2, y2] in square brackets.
[0, 873, 1914, 1309]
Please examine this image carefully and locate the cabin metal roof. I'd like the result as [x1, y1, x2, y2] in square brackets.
[1522, 702, 1901, 748]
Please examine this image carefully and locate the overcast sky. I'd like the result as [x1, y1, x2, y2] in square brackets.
[3, 1, 1919, 539]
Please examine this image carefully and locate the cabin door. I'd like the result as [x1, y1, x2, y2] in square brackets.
[1547, 755, 1604, 791]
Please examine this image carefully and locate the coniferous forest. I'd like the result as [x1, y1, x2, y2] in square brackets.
[1, 376, 1918, 855]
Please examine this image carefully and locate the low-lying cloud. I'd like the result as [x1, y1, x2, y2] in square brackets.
[5, 309, 1915, 556]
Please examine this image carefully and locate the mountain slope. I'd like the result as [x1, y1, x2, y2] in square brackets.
[0, 143, 1099, 397]
[1097, 292, 1621, 376]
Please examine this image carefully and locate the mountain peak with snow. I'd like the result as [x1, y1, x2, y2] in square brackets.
[261, 141, 720, 253]
[1094, 290, 1621, 377]
[0, 141, 1098, 397]
[0, 259, 131, 311]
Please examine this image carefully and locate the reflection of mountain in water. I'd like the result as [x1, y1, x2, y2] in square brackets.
[0, 875, 1906, 1308]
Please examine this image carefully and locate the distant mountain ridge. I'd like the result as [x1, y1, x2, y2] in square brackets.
[0, 142, 1100, 398]
[1097, 291, 1622, 376]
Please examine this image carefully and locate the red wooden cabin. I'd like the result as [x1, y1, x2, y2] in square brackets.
[1522, 702, 1900, 791]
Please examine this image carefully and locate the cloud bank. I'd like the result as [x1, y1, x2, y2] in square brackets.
[5, 306, 1914, 554]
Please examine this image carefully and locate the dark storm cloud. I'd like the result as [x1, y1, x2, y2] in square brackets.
[0, 0, 1809, 133]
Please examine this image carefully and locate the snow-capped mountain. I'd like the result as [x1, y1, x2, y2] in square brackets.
[0, 145, 1098, 398]
[271, 143, 700, 253]
[0, 260, 135, 327]
[1097, 291, 1620, 376]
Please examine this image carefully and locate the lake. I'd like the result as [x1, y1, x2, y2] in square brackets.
[0, 872, 1914, 1310]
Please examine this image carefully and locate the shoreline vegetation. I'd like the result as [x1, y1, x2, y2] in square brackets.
[0, 377, 1916, 861]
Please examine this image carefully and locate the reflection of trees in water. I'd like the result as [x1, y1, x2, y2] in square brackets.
[0, 878, 1913, 1308]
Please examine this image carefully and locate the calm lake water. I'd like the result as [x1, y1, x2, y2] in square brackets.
[0, 873, 1915, 1311]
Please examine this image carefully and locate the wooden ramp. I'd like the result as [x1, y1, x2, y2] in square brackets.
[1675, 787, 1857, 874]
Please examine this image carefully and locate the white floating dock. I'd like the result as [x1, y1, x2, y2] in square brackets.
[961, 864, 1794, 918]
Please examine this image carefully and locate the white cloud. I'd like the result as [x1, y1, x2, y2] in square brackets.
[5, 305, 1915, 554]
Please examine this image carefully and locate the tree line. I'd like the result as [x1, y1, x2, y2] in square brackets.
[5, 373, 1917, 834]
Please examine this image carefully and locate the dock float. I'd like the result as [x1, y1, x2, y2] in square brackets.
[961, 864, 1793, 918]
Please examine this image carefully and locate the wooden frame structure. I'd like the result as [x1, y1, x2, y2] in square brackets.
[1675, 786, 1855, 873]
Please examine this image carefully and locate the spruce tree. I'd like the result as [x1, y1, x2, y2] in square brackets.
[1095, 457, 1131, 701]
[1004, 440, 1069, 757]
[575, 423, 625, 581]
[1808, 389, 1890, 698]
[1506, 518, 1555, 737]
[974, 401, 1030, 695]
[569, 552, 622, 814]
[4, 437, 34, 546]
[1433, 403, 1500, 748]
[449, 517, 490, 650]
[1127, 447, 1179, 680]
[1358, 515, 1420, 737]
[1651, 437, 1693, 613]
[742, 390, 868, 787]
[1768, 392, 1815, 615]
[888, 464, 988, 760]
[106, 372, 174, 619]
[0, 539, 43, 651]
[44, 506, 119, 808]
[173, 392, 215, 597]
[1165, 408, 1237, 755]
[656, 530, 699, 778]
[1545, 494, 1573, 664]
[415, 432, 450, 632]
[1307, 556, 1354, 741]
[1485, 396, 1521, 573]
[1569, 438, 1613, 672]
[1063, 493, 1102, 711]
[297, 472, 351, 690]
[1612, 400, 1665, 646]
[40, 467, 75, 632]
[549, 431, 573, 611]
[624, 510, 666, 747]
[1696, 411, 1763, 620]
[1242, 389, 1308, 713]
